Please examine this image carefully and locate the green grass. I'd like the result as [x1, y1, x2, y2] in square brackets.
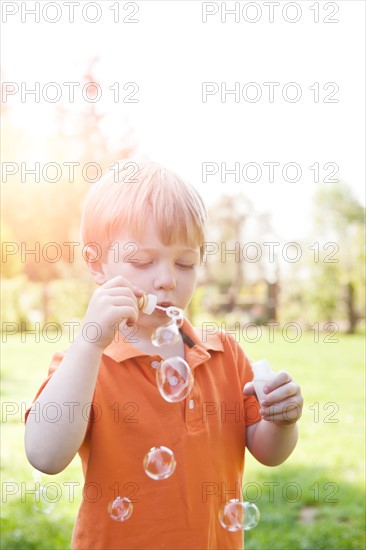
[1, 331, 365, 549]
[242, 330, 365, 549]
[1, 336, 83, 550]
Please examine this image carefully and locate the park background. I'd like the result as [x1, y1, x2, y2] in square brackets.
[1, 1, 365, 549]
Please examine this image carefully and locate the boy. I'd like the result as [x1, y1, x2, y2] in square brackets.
[25, 161, 303, 550]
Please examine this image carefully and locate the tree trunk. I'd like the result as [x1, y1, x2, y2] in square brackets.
[267, 281, 278, 322]
[346, 281, 358, 334]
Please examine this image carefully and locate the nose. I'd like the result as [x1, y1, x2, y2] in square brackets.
[153, 263, 176, 291]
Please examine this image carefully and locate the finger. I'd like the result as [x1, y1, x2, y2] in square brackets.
[102, 287, 139, 301]
[111, 298, 140, 313]
[118, 319, 136, 333]
[94, 290, 140, 312]
[264, 370, 292, 394]
[262, 381, 301, 406]
[260, 399, 303, 423]
[243, 381, 255, 396]
[102, 275, 145, 296]
[112, 305, 139, 325]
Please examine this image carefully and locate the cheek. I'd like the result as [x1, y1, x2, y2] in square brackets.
[103, 261, 140, 282]
[179, 271, 198, 295]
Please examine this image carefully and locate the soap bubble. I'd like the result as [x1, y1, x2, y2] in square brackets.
[108, 496, 133, 522]
[151, 319, 180, 347]
[219, 500, 260, 531]
[241, 502, 260, 530]
[165, 306, 184, 328]
[156, 356, 194, 403]
[143, 446, 176, 480]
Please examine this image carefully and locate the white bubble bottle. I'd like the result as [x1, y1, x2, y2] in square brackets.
[251, 359, 276, 401]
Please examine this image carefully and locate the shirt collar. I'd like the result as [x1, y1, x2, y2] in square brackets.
[103, 318, 224, 363]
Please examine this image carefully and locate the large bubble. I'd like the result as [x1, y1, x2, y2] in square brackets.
[156, 356, 194, 403]
[219, 499, 260, 531]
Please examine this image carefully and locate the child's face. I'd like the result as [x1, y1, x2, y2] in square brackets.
[100, 218, 201, 328]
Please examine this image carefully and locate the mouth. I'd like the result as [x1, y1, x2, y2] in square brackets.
[154, 302, 174, 316]
[157, 302, 174, 308]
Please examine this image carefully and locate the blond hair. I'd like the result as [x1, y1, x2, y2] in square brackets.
[81, 160, 207, 260]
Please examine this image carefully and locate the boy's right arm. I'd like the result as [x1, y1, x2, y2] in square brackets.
[24, 276, 144, 475]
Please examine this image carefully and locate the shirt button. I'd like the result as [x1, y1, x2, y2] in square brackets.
[189, 399, 195, 410]
[151, 361, 161, 369]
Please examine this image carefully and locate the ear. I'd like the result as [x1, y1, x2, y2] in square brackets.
[84, 246, 107, 285]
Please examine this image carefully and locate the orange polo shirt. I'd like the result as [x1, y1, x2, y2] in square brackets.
[26, 319, 261, 550]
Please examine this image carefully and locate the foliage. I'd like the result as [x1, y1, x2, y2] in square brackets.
[1, 277, 95, 328]
[306, 183, 365, 332]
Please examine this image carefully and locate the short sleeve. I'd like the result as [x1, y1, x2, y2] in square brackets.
[225, 334, 262, 427]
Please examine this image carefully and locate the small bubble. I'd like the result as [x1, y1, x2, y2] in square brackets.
[151, 320, 180, 347]
[166, 307, 184, 328]
[156, 356, 194, 403]
[219, 500, 260, 531]
[143, 446, 176, 480]
[108, 496, 133, 522]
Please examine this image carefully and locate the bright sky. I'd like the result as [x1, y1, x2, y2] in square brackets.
[2, 0, 365, 240]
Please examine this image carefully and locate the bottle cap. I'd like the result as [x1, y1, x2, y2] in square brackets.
[138, 294, 157, 315]
[251, 359, 275, 380]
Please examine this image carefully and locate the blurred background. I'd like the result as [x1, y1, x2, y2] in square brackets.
[1, 1, 365, 549]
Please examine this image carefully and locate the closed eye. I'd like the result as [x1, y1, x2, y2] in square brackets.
[125, 259, 153, 268]
[176, 263, 195, 269]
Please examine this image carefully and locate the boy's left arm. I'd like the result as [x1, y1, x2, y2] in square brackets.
[244, 371, 303, 466]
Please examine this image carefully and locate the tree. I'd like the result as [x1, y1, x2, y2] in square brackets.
[309, 182, 365, 333]
[203, 194, 280, 321]
[204, 195, 251, 310]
